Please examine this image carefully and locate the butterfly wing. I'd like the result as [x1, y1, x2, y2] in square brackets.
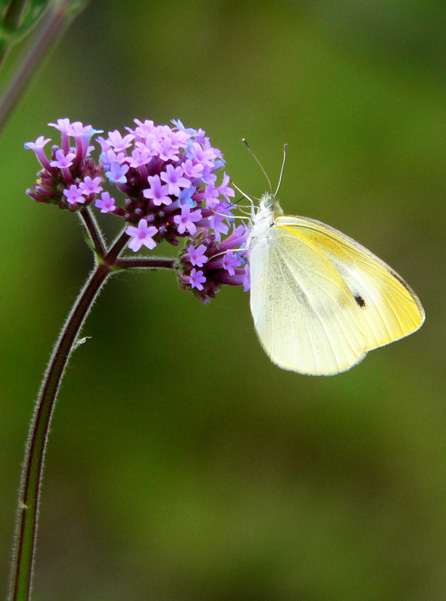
[249, 222, 369, 375]
[276, 215, 425, 353]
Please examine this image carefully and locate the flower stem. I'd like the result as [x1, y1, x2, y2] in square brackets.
[79, 207, 106, 257]
[9, 260, 111, 601]
[0, 0, 89, 136]
[114, 257, 176, 270]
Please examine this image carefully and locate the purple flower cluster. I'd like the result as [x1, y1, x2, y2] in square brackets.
[178, 225, 250, 304]
[25, 119, 105, 210]
[98, 118, 237, 248]
[25, 118, 250, 303]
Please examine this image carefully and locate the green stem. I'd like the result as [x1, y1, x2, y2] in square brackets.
[3, 0, 29, 31]
[0, 0, 88, 136]
[9, 260, 111, 601]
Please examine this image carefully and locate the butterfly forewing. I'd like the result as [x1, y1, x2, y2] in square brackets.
[276, 215, 425, 352]
[249, 223, 368, 375]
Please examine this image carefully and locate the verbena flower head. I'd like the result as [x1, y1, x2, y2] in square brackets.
[25, 120, 103, 210]
[25, 118, 250, 303]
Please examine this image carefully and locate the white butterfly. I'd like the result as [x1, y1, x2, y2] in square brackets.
[243, 144, 425, 375]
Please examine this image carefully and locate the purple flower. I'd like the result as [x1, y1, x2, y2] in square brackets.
[187, 142, 217, 167]
[178, 186, 197, 207]
[143, 175, 172, 206]
[106, 161, 129, 184]
[178, 224, 249, 303]
[174, 204, 202, 235]
[48, 118, 73, 135]
[95, 191, 116, 213]
[182, 158, 204, 179]
[187, 244, 209, 267]
[68, 121, 94, 138]
[107, 130, 135, 152]
[63, 184, 86, 206]
[50, 149, 76, 169]
[171, 119, 197, 136]
[189, 268, 206, 291]
[160, 164, 191, 195]
[24, 136, 51, 152]
[152, 135, 180, 162]
[126, 219, 158, 251]
[218, 173, 235, 200]
[208, 212, 229, 241]
[223, 252, 242, 276]
[202, 182, 221, 209]
[24, 136, 52, 169]
[79, 176, 103, 195]
[128, 145, 152, 168]
[27, 117, 252, 305]
[130, 119, 155, 138]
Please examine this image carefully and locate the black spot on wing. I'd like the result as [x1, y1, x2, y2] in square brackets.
[354, 294, 366, 308]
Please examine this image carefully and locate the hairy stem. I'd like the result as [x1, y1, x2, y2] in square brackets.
[114, 256, 176, 270]
[9, 216, 178, 600]
[79, 207, 106, 257]
[9, 260, 111, 601]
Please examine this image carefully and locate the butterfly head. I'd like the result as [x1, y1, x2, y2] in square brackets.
[258, 192, 283, 218]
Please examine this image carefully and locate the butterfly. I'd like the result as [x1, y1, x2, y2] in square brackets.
[242, 143, 425, 375]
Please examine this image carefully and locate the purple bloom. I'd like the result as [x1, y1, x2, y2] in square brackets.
[152, 136, 180, 162]
[95, 191, 116, 213]
[218, 173, 235, 200]
[24, 136, 51, 152]
[171, 119, 197, 136]
[223, 252, 242, 276]
[174, 204, 202, 235]
[26, 118, 248, 296]
[181, 159, 204, 179]
[187, 142, 217, 167]
[68, 121, 94, 138]
[79, 176, 103, 195]
[189, 268, 206, 291]
[202, 182, 220, 209]
[50, 149, 76, 169]
[107, 129, 135, 152]
[143, 175, 172, 206]
[187, 244, 208, 267]
[208, 212, 229, 240]
[160, 164, 191, 195]
[128, 145, 152, 168]
[177, 221, 249, 303]
[130, 119, 155, 138]
[24, 136, 52, 169]
[178, 186, 196, 207]
[106, 161, 129, 184]
[63, 184, 86, 206]
[48, 118, 73, 135]
[126, 219, 158, 251]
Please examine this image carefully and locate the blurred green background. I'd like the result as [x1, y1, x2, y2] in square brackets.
[1, 1, 445, 600]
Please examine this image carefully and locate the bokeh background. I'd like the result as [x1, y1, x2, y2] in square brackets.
[1, 1, 445, 600]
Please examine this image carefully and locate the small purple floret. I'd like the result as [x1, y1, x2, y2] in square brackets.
[126, 219, 158, 251]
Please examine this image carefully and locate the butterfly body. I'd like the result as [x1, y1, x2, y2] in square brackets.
[247, 193, 425, 375]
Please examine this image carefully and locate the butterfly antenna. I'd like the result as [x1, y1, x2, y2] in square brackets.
[274, 144, 288, 197]
[231, 180, 256, 213]
[242, 138, 273, 194]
